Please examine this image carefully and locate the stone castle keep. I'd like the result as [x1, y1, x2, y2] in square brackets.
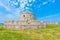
[4, 12, 47, 30]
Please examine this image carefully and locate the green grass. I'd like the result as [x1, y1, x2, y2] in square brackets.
[0, 24, 60, 40]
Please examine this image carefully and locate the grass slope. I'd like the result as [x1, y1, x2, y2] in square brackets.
[0, 24, 60, 40]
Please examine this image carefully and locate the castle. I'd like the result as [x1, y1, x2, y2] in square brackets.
[4, 12, 47, 30]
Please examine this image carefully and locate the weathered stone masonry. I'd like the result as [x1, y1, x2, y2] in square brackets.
[4, 12, 47, 30]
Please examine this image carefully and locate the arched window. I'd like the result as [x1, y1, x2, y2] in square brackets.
[23, 15, 25, 17]
[28, 23, 30, 24]
[30, 15, 31, 17]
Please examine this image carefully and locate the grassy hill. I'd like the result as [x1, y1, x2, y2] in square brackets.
[0, 24, 60, 40]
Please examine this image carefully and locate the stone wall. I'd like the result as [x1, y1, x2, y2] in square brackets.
[4, 21, 47, 30]
[4, 25, 46, 30]
[4, 12, 47, 30]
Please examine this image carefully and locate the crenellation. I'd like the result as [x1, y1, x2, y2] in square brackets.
[4, 12, 47, 30]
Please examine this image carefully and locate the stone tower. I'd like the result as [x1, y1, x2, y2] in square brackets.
[20, 12, 35, 21]
[4, 12, 47, 30]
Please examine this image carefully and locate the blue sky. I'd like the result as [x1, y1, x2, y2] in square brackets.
[0, 0, 60, 23]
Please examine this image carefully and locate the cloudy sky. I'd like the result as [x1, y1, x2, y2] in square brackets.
[0, 0, 60, 23]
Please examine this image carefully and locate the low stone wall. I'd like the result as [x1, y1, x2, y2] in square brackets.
[4, 24, 47, 30]
[3, 12, 47, 30]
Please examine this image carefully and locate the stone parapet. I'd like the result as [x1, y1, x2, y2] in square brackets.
[4, 12, 47, 30]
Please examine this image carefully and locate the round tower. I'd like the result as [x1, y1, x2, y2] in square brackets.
[20, 12, 35, 21]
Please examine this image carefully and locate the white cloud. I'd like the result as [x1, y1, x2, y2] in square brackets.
[20, 0, 28, 4]
[13, 2, 18, 5]
[24, 0, 28, 4]
[42, 0, 56, 5]
[29, 0, 32, 2]
[18, 0, 20, 2]
[33, 0, 35, 2]
[25, 7, 29, 9]
[51, 0, 55, 3]
[30, 4, 32, 6]
[0, 2, 11, 11]
[0, 14, 2, 20]
[20, 3, 25, 8]
[26, 4, 30, 6]
[6, 14, 14, 19]
[19, 0, 29, 12]
[42, 2, 48, 5]
[40, 14, 60, 20]
[48, 0, 55, 3]
[0, 0, 22, 15]
[0, 18, 1, 20]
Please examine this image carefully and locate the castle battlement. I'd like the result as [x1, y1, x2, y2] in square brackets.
[4, 12, 47, 30]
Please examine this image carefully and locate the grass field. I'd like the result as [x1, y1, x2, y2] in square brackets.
[0, 24, 60, 40]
